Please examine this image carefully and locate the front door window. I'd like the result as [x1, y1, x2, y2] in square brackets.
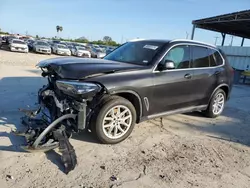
[161, 45, 191, 69]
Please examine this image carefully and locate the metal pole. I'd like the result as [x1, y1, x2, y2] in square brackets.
[191, 25, 196, 40]
[221, 33, 226, 46]
[214, 36, 219, 45]
[241, 38, 245, 46]
[230, 35, 234, 46]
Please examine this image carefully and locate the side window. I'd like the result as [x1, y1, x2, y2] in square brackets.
[208, 49, 217, 67]
[214, 51, 224, 66]
[163, 45, 190, 69]
[191, 46, 210, 68]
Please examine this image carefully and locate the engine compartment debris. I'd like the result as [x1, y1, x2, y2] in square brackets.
[13, 107, 78, 174]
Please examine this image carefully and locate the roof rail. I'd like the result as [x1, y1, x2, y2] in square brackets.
[170, 39, 216, 47]
[128, 38, 146, 42]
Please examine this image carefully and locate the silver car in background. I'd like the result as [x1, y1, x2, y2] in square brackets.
[52, 44, 71, 56]
[9, 39, 28, 53]
[92, 48, 106, 58]
[33, 41, 51, 54]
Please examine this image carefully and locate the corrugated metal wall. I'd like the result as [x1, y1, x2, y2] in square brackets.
[218, 46, 250, 70]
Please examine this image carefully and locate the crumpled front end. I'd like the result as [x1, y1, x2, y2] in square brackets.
[14, 63, 106, 174]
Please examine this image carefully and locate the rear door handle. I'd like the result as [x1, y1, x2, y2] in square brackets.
[184, 74, 192, 79]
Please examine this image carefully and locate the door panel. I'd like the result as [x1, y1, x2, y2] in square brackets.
[150, 45, 197, 114]
[190, 46, 219, 105]
[151, 70, 195, 114]
[191, 69, 218, 105]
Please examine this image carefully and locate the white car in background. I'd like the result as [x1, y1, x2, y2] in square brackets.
[9, 39, 28, 53]
[33, 41, 51, 54]
[71, 46, 91, 57]
[52, 44, 71, 56]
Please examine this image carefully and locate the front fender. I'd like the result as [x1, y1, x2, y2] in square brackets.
[110, 89, 143, 120]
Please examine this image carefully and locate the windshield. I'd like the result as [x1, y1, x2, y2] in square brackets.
[37, 41, 49, 46]
[12, 40, 25, 45]
[58, 45, 68, 49]
[104, 41, 165, 65]
[92, 48, 103, 53]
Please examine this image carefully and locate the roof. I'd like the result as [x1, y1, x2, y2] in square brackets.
[170, 39, 216, 48]
[128, 39, 170, 43]
[128, 38, 216, 48]
[192, 9, 250, 39]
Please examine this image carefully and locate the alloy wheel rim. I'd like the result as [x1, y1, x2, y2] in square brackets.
[212, 93, 225, 115]
[102, 105, 132, 139]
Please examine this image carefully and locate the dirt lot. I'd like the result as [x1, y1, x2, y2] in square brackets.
[1, 50, 250, 188]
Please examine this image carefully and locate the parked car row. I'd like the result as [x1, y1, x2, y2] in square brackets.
[1, 35, 117, 58]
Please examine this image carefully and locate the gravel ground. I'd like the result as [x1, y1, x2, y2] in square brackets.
[1, 49, 250, 188]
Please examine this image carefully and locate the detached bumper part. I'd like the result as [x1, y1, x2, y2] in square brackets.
[14, 108, 78, 174]
[53, 127, 77, 174]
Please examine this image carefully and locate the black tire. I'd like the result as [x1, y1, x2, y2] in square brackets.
[91, 96, 136, 144]
[204, 89, 226, 118]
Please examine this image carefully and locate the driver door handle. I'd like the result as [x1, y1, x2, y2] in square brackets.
[184, 73, 192, 79]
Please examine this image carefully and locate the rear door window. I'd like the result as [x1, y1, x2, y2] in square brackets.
[191, 46, 210, 68]
[214, 51, 224, 66]
[208, 49, 217, 67]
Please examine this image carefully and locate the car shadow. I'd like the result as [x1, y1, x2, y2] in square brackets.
[183, 111, 206, 118]
[0, 131, 27, 152]
[45, 150, 65, 172]
[72, 131, 99, 144]
[165, 105, 250, 146]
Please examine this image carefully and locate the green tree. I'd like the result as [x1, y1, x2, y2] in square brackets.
[56, 25, 63, 37]
[59, 26, 63, 32]
[56, 25, 60, 34]
[103, 36, 112, 43]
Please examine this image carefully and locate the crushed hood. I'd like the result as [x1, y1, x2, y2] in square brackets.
[37, 57, 144, 79]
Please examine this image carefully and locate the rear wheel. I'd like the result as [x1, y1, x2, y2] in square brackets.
[204, 89, 226, 118]
[92, 96, 136, 144]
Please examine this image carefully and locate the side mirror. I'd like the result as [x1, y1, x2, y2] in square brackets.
[158, 60, 175, 71]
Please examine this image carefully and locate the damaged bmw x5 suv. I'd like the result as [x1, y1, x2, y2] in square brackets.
[16, 39, 233, 173]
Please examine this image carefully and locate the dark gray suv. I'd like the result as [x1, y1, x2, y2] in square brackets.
[33, 39, 233, 144]
[17, 39, 234, 173]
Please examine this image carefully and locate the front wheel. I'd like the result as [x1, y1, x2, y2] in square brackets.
[92, 96, 136, 144]
[204, 89, 226, 118]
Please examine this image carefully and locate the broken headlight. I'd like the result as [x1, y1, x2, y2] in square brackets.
[56, 80, 101, 96]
